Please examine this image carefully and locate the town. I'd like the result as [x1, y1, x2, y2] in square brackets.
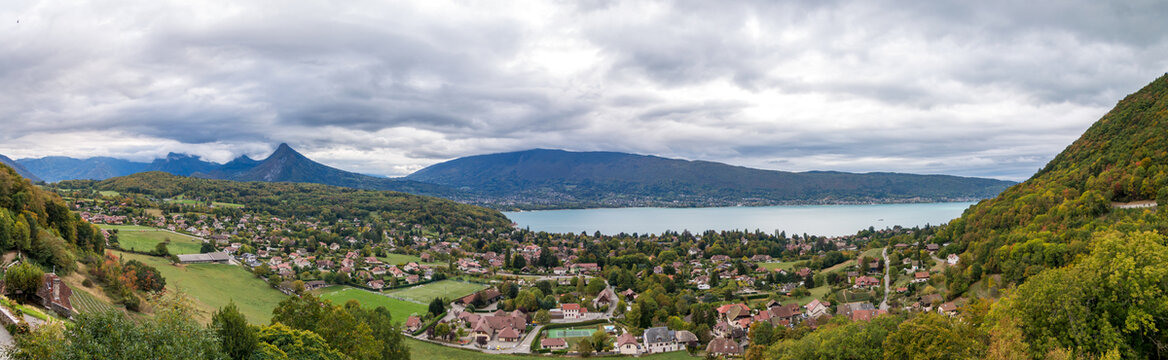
[59, 187, 974, 358]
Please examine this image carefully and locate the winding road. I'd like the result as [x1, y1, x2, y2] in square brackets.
[879, 247, 890, 311]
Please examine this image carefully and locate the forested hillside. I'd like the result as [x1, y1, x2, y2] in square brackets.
[0, 164, 103, 273]
[61, 172, 512, 236]
[935, 73, 1168, 288]
[407, 149, 1016, 209]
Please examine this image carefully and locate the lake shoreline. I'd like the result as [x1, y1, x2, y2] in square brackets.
[504, 201, 977, 237]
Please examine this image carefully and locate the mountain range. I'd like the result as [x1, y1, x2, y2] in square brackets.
[8, 144, 1015, 209]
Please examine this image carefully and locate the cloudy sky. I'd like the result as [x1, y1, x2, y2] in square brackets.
[2, 0, 1167, 180]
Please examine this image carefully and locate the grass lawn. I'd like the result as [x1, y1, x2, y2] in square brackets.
[319, 286, 428, 321]
[387, 280, 487, 304]
[103, 225, 204, 255]
[406, 338, 698, 359]
[378, 253, 422, 265]
[861, 247, 884, 259]
[757, 260, 798, 271]
[822, 260, 855, 274]
[782, 285, 832, 306]
[112, 251, 288, 324]
[98, 190, 120, 197]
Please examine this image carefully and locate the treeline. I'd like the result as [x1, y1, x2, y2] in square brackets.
[755, 231, 1166, 359]
[58, 171, 513, 236]
[5, 292, 410, 360]
[0, 164, 103, 273]
[932, 74, 1168, 293]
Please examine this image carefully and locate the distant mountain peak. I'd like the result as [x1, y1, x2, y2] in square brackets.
[267, 143, 306, 160]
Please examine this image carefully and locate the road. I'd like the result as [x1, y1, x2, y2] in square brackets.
[879, 247, 890, 311]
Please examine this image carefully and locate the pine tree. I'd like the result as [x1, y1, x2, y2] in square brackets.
[211, 301, 257, 360]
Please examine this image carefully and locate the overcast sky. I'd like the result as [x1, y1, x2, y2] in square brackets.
[2, 0, 1167, 180]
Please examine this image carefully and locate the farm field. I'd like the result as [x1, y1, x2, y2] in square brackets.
[102, 225, 204, 255]
[112, 251, 288, 324]
[387, 280, 487, 304]
[67, 285, 116, 314]
[405, 339, 698, 359]
[319, 286, 427, 321]
[168, 198, 245, 208]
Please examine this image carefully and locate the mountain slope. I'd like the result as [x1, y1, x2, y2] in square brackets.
[937, 73, 1168, 288]
[77, 171, 510, 236]
[17, 156, 146, 182]
[406, 149, 1016, 208]
[0, 154, 43, 183]
[203, 143, 459, 197]
[0, 163, 103, 271]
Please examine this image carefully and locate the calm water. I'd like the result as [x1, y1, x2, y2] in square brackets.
[503, 202, 977, 237]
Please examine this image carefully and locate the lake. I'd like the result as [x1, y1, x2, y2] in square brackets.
[503, 202, 977, 237]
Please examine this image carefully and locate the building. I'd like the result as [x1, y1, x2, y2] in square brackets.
[617, 332, 640, 355]
[36, 273, 74, 318]
[541, 338, 568, 350]
[405, 316, 421, 333]
[913, 272, 930, 283]
[176, 251, 230, 264]
[947, 254, 960, 265]
[804, 299, 831, 319]
[561, 303, 584, 319]
[707, 337, 743, 356]
[593, 287, 616, 308]
[642, 327, 683, 353]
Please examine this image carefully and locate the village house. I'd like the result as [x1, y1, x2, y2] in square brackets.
[642, 327, 683, 353]
[707, 337, 743, 356]
[405, 316, 421, 333]
[541, 338, 568, 350]
[617, 332, 640, 355]
[561, 303, 584, 319]
[913, 271, 930, 283]
[947, 254, 960, 265]
[36, 273, 74, 318]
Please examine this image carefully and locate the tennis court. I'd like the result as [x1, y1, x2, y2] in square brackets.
[547, 329, 596, 338]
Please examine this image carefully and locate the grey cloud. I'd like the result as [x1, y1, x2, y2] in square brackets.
[0, 0, 1165, 180]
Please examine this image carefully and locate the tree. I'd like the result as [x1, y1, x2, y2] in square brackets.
[155, 241, 170, 256]
[4, 262, 43, 300]
[590, 331, 613, 352]
[534, 309, 551, 324]
[434, 322, 451, 340]
[985, 318, 1029, 360]
[201, 242, 216, 253]
[586, 278, 606, 296]
[7, 303, 227, 359]
[881, 313, 984, 359]
[254, 323, 347, 360]
[577, 338, 594, 357]
[212, 301, 257, 360]
[428, 297, 446, 317]
[511, 254, 527, 270]
[993, 231, 1168, 358]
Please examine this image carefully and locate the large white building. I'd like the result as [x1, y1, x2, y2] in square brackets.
[642, 327, 683, 353]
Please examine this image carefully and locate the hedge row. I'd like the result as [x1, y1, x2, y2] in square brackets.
[411, 310, 447, 337]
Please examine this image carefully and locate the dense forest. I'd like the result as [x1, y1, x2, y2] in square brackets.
[58, 172, 513, 237]
[0, 163, 103, 273]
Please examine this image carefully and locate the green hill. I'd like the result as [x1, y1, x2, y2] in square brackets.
[406, 148, 1016, 209]
[0, 164, 103, 272]
[68, 171, 512, 237]
[938, 73, 1168, 287]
